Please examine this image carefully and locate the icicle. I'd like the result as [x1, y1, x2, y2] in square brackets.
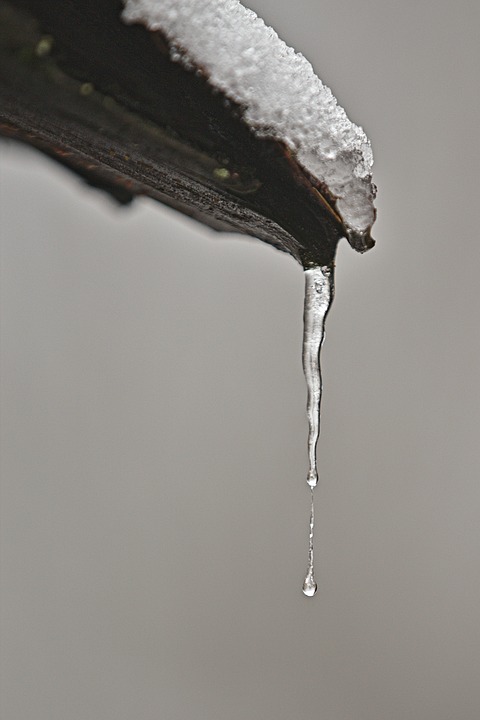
[301, 264, 334, 596]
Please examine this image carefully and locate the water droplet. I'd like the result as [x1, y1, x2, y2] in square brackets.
[302, 572, 317, 597]
[301, 264, 334, 597]
[79, 82, 94, 97]
[306, 470, 317, 489]
[35, 35, 53, 58]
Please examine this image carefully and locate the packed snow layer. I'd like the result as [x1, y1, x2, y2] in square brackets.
[122, 0, 376, 234]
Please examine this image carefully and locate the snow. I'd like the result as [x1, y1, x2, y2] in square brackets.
[122, 0, 376, 235]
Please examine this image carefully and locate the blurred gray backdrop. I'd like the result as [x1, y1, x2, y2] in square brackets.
[1, 1, 480, 718]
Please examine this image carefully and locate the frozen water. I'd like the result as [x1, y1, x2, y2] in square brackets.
[302, 265, 334, 489]
[302, 265, 334, 597]
[122, 0, 376, 235]
[121, 1, 360, 596]
[302, 489, 317, 597]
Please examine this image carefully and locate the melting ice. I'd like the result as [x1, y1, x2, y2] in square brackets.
[121, 0, 375, 598]
[301, 265, 334, 596]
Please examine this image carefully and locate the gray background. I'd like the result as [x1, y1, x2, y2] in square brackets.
[1, 1, 479, 718]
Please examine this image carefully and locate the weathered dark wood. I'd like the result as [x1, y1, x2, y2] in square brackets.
[0, 0, 374, 266]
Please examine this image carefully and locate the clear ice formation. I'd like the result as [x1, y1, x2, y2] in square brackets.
[303, 266, 334, 490]
[122, 0, 376, 235]
[302, 265, 334, 597]
[302, 489, 317, 597]
[121, 1, 369, 597]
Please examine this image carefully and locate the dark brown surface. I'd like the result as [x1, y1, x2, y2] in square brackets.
[0, 0, 374, 266]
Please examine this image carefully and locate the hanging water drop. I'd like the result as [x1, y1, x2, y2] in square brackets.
[301, 264, 334, 597]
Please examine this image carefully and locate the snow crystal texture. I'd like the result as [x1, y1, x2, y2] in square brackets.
[122, 0, 376, 234]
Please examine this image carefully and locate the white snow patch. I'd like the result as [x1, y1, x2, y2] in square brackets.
[122, 0, 376, 234]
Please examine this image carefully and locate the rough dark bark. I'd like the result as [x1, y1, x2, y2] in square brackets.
[0, 0, 374, 267]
